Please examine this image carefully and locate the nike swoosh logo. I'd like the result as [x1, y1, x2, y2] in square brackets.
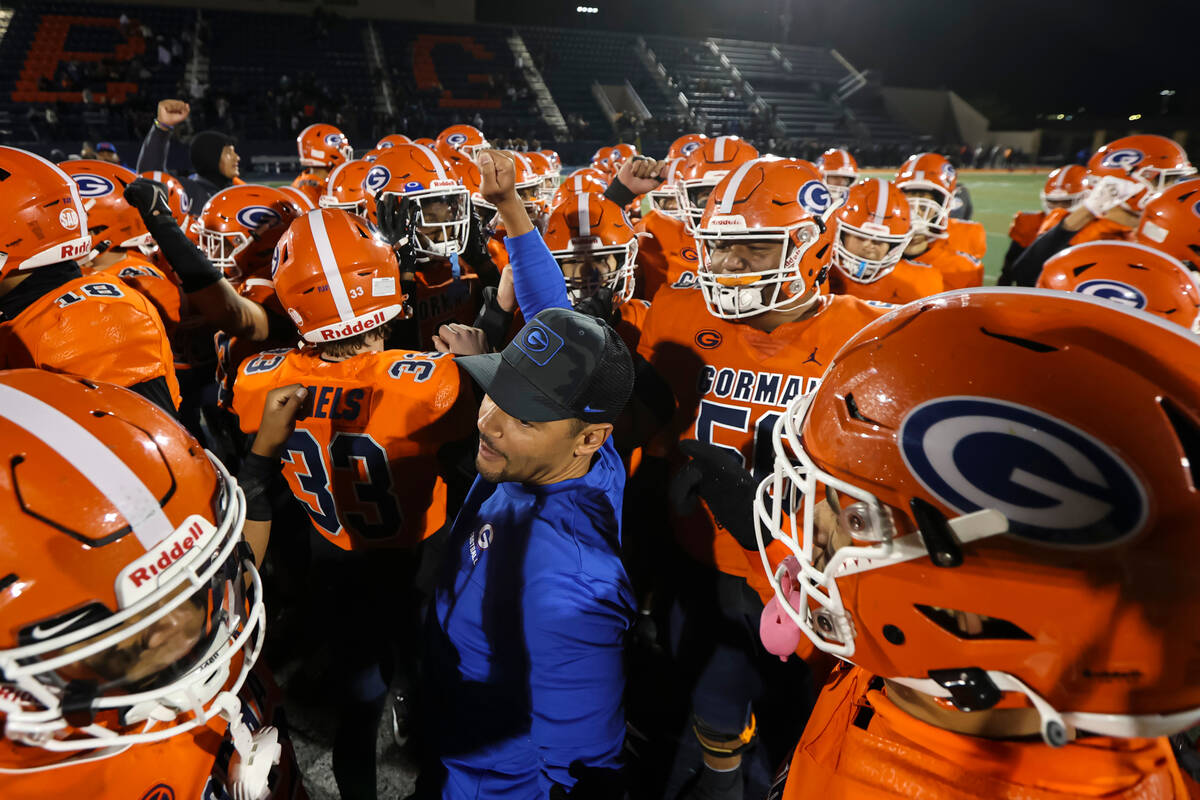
[583, 405, 605, 414]
[30, 610, 91, 640]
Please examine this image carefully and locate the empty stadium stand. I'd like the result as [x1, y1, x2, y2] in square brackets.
[643, 35, 754, 136]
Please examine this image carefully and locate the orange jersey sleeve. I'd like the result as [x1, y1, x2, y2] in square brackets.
[911, 237, 984, 290]
[639, 289, 886, 598]
[1008, 210, 1046, 249]
[614, 297, 651, 352]
[634, 210, 701, 299]
[486, 235, 511, 269]
[829, 260, 945, 305]
[1, 275, 180, 406]
[947, 218, 987, 261]
[233, 347, 474, 550]
[774, 664, 1192, 800]
[87, 253, 184, 334]
[291, 170, 326, 206]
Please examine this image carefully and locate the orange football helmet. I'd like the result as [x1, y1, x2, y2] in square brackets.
[296, 123, 353, 169]
[1134, 178, 1200, 272]
[675, 135, 762, 233]
[539, 149, 562, 174]
[363, 143, 471, 258]
[196, 185, 306, 280]
[1087, 134, 1195, 214]
[647, 157, 685, 219]
[414, 137, 436, 148]
[1040, 164, 1087, 213]
[523, 150, 560, 203]
[272, 208, 408, 343]
[590, 145, 615, 173]
[695, 157, 834, 319]
[509, 151, 545, 216]
[607, 143, 638, 175]
[140, 170, 193, 229]
[756, 287, 1200, 746]
[278, 184, 317, 211]
[375, 133, 412, 150]
[817, 148, 859, 205]
[667, 133, 708, 161]
[0, 146, 91, 278]
[61, 159, 153, 259]
[550, 171, 610, 211]
[435, 124, 488, 161]
[1037, 240, 1200, 332]
[543, 191, 638, 306]
[320, 159, 372, 215]
[831, 178, 914, 283]
[0, 368, 262, 756]
[895, 152, 958, 237]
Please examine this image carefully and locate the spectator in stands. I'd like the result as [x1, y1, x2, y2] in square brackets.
[136, 99, 241, 208]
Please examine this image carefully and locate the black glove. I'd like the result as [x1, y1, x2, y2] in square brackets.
[464, 210, 500, 287]
[669, 439, 759, 551]
[573, 286, 615, 326]
[123, 177, 173, 223]
[472, 285, 515, 352]
[549, 762, 627, 800]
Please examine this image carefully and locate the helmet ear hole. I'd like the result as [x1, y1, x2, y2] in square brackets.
[914, 605, 1035, 641]
[1160, 396, 1200, 490]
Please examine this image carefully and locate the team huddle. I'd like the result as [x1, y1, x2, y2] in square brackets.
[1, 99, 1199, 800]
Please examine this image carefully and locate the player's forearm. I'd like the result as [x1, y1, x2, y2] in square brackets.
[135, 122, 171, 173]
[186, 282, 271, 340]
[494, 194, 535, 238]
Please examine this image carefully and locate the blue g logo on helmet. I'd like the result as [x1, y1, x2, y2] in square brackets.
[940, 162, 957, 185]
[899, 397, 1147, 545]
[514, 321, 565, 366]
[797, 181, 831, 215]
[402, 180, 425, 193]
[447, 133, 468, 146]
[235, 205, 281, 229]
[1101, 148, 1145, 170]
[364, 165, 390, 194]
[1074, 279, 1147, 309]
[324, 132, 343, 146]
[681, 141, 702, 156]
[72, 174, 115, 198]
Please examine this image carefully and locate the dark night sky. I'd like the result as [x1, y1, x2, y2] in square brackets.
[478, 0, 1200, 126]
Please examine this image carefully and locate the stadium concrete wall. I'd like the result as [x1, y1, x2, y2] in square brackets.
[84, 0, 476, 23]
[880, 87, 990, 145]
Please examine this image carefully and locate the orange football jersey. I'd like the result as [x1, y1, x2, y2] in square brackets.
[770, 664, 1193, 800]
[486, 235, 511, 269]
[84, 252, 184, 335]
[0, 660, 307, 800]
[406, 258, 481, 351]
[634, 209, 701, 299]
[290, 170, 327, 206]
[1038, 206, 1135, 245]
[946, 218, 987, 261]
[829, 259, 945, 304]
[638, 287, 886, 600]
[1009, 210, 1046, 249]
[233, 347, 475, 551]
[909, 236, 984, 290]
[0, 274, 180, 407]
[615, 297, 651, 352]
[214, 278, 292, 410]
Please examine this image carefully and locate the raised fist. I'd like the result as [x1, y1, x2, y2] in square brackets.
[156, 99, 190, 128]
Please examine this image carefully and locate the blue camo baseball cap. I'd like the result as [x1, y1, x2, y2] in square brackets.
[457, 308, 633, 424]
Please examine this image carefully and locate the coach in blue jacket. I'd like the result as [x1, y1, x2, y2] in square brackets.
[424, 150, 636, 798]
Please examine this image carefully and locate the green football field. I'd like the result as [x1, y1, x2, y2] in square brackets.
[863, 169, 1046, 284]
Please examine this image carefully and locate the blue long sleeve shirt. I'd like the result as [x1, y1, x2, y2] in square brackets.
[428, 230, 634, 797]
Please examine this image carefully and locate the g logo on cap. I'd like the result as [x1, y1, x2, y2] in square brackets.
[513, 321, 565, 366]
[1101, 149, 1145, 170]
[899, 396, 1148, 546]
[1074, 279, 1147, 309]
[72, 174, 115, 198]
[364, 166, 391, 194]
[797, 181, 831, 216]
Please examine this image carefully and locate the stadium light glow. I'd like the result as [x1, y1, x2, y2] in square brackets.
[576, 6, 598, 12]
[1128, 113, 1142, 121]
[1055, 114, 1065, 120]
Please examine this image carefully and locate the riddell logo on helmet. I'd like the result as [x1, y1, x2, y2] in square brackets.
[59, 240, 91, 259]
[115, 514, 217, 607]
[706, 215, 747, 230]
[320, 310, 388, 341]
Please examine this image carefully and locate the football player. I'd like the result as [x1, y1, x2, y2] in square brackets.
[1037, 241, 1200, 331]
[435, 123, 489, 162]
[896, 153, 986, 289]
[667, 133, 709, 161]
[364, 143, 487, 350]
[1134, 178, 1200, 273]
[638, 157, 888, 798]
[816, 148, 859, 207]
[1003, 135, 1195, 286]
[292, 123, 354, 206]
[0, 147, 180, 414]
[320, 158, 373, 216]
[233, 207, 475, 799]
[633, 156, 699, 299]
[753, 289, 1200, 798]
[828, 178, 944, 304]
[0, 367, 305, 799]
[1002, 165, 1086, 275]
